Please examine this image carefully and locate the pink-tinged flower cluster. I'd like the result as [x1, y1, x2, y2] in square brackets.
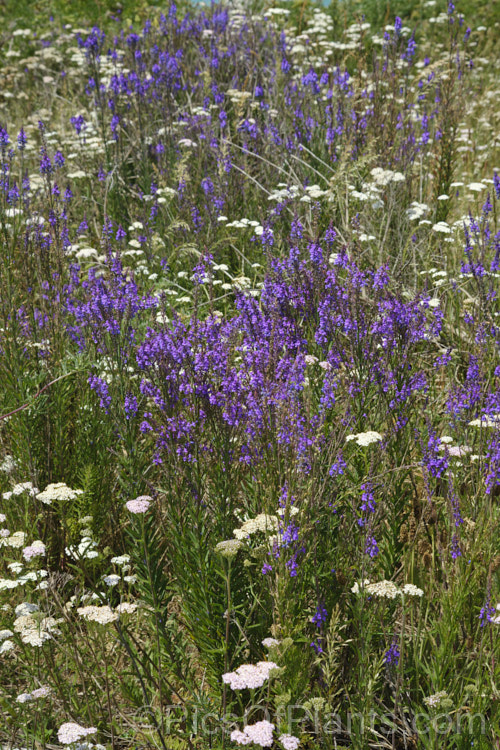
[231, 720, 275, 747]
[222, 661, 278, 690]
[22, 540, 46, 561]
[279, 734, 300, 750]
[125, 495, 152, 514]
[57, 722, 97, 744]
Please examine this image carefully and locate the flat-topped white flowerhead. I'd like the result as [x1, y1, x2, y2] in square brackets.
[36, 482, 83, 505]
[231, 720, 275, 747]
[215, 539, 243, 559]
[401, 583, 424, 597]
[468, 414, 500, 428]
[222, 661, 278, 690]
[58, 722, 97, 745]
[262, 637, 280, 648]
[279, 734, 300, 750]
[366, 580, 400, 599]
[22, 540, 46, 561]
[233, 513, 279, 540]
[103, 574, 121, 587]
[346, 431, 383, 447]
[77, 605, 118, 625]
[125, 495, 152, 514]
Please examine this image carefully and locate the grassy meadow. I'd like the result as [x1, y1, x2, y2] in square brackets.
[0, 0, 500, 748]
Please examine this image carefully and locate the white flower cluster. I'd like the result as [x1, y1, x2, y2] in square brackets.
[77, 605, 118, 625]
[231, 720, 275, 747]
[432, 221, 451, 234]
[65, 592, 100, 610]
[0, 530, 25, 548]
[370, 167, 405, 186]
[110, 554, 130, 566]
[103, 574, 121, 587]
[0, 562, 48, 591]
[36, 482, 83, 505]
[215, 539, 243, 559]
[65, 536, 98, 560]
[366, 581, 401, 599]
[0, 639, 14, 654]
[0, 577, 19, 590]
[58, 723, 97, 745]
[262, 637, 280, 648]
[468, 414, 500, 428]
[0, 454, 16, 473]
[22, 540, 46, 561]
[16, 685, 51, 702]
[279, 734, 300, 750]
[222, 661, 278, 690]
[14, 606, 60, 647]
[423, 690, 449, 708]
[345, 431, 383, 447]
[351, 580, 423, 598]
[2, 482, 38, 500]
[406, 201, 429, 220]
[115, 602, 138, 615]
[0, 628, 14, 655]
[16, 692, 33, 703]
[0, 567, 47, 590]
[233, 514, 280, 540]
[125, 495, 152, 514]
[401, 583, 424, 597]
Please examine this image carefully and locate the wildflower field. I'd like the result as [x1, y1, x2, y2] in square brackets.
[1, 0, 500, 747]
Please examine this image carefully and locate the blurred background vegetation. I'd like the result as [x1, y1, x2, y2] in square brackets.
[1, 0, 499, 36]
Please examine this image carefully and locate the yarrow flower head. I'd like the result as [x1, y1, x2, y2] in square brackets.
[222, 661, 278, 690]
[231, 720, 275, 747]
[125, 495, 152, 514]
[233, 514, 279, 540]
[346, 431, 383, 447]
[13, 609, 59, 646]
[77, 605, 118, 624]
[115, 602, 138, 615]
[57, 723, 98, 745]
[36, 483, 83, 505]
[110, 554, 130, 566]
[366, 580, 401, 599]
[279, 735, 300, 750]
[30, 686, 52, 699]
[215, 539, 243, 559]
[16, 686, 52, 702]
[103, 574, 121, 587]
[423, 690, 450, 709]
[22, 540, 46, 561]
[65, 536, 98, 560]
[262, 637, 280, 648]
[1, 531, 25, 548]
[16, 692, 33, 703]
[401, 583, 423, 597]
[4, 482, 38, 499]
